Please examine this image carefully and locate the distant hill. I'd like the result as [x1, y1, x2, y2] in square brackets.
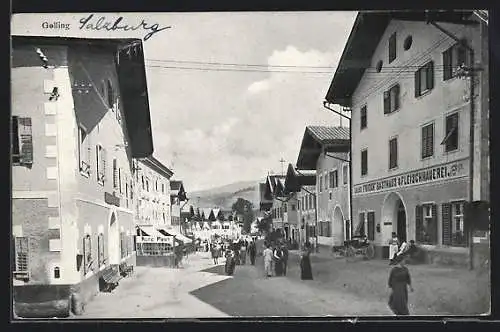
[189, 180, 261, 211]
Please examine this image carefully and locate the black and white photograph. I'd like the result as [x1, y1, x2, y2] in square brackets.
[10, 9, 491, 319]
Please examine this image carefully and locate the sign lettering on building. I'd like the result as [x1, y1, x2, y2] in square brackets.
[353, 159, 467, 195]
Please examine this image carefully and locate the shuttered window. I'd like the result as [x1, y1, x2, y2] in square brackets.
[343, 165, 348, 185]
[319, 176, 323, 192]
[415, 61, 434, 97]
[113, 159, 118, 189]
[421, 123, 434, 158]
[118, 168, 122, 194]
[444, 201, 467, 247]
[443, 112, 459, 152]
[360, 105, 367, 130]
[389, 32, 397, 63]
[97, 233, 105, 267]
[96, 145, 106, 184]
[443, 43, 469, 81]
[389, 138, 398, 169]
[78, 125, 91, 176]
[12, 117, 34, 166]
[120, 232, 127, 258]
[416, 204, 438, 244]
[14, 237, 29, 273]
[367, 211, 375, 241]
[361, 149, 368, 176]
[383, 84, 400, 114]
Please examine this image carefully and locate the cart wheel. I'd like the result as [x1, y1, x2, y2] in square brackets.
[365, 244, 375, 259]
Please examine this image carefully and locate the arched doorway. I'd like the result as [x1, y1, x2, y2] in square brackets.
[381, 192, 407, 244]
[332, 207, 344, 246]
[108, 211, 120, 265]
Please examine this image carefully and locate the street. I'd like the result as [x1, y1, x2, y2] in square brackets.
[78, 250, 489, 318]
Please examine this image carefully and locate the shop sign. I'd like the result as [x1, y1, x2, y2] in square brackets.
[353, 159, 468, 195]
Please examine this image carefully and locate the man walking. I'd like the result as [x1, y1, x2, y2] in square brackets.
[249, 241, 257, 265]
[281, 242, 289, 276]
[263, 243, 273, 278]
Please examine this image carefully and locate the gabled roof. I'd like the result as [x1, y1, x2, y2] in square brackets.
[12, 35, 155, 158]
[284, 163, 316, 194]
[296, 126, 350, 170]
[140, 156, 174, 179]
[325, 10, 478, 107]
[170, 180, 187, 200]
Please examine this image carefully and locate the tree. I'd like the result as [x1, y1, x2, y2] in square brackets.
[232, 198, 254, 234]
[257, 217, 272, 234]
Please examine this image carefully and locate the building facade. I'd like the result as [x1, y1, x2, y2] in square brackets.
[170, 180, 187, 226]
[134, 156, 173, 227]
[11, 36, 154, 317]
[296, 126, 351, 248]
[325, 11, 489, 264]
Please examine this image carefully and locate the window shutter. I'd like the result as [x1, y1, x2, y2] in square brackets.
[101, 148, 107, 182]
[367, 211, 375, 241]
[421, 126, 427, 158]
[86, 133, 92, 166]
[442, 203, 452, 245]
[113, 159, 118, 189]
[428, 125, 434, 157]
[427, 61, 434, 90]
[415, 205, 423, 242]
[443, 49, 452, 80]
[358, 212, 365, 236]
[18, 117, 33, 165]
[383, 91, 390, 114]
[431, 204, 438, 244]
[415, 69, 421, 97]
[393, 85, 400, 110]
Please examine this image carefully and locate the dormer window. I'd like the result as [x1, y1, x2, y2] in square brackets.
[389, 32, 397, 63]
[106, 79, 114, 109]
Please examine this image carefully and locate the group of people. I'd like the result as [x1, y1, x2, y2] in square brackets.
[262, 240, 313, 280]
[209, 238, 258, 275]
[388, 232, 417, 262]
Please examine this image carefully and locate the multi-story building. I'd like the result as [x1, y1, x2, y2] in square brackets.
[325, 11, 489, 265]
[11, 36, 154, 317]
[134, 156, 173, 227]
[170, 180, 187, 226]
[296, 126, 351, 248]
[284, 163, 316, 247]
[263, 175, 287, 238]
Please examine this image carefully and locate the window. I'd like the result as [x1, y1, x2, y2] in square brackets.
[284, 203, 288, 213]
[130, 181, 134, 200]
[389, 32, 397, 63]
[415, 61, 434, 97]
[162, 183, 165, 193]
[383, 84, 400, 114]
[360, 105, 367, 130]
[404, 35, 413, 50]
[343, 165, 348, 185]
[14, 237, 29, 280]
[389, 137, 398, 169]
[97, 233, 105, 267]
[11, 116, 33, 166]
[292, 204, 296, 211]
[361, 149, 368, 176]
[416, 204, 438, 245]
[113, 159, 118, 189]
[96, 145, 106, 185]
[442, 201, 467, 247]
[118, 168, 122, 194]
[443, 112, 459, 152]
[319, 176, 323, 192]
[106, 79, 114, 109]
[83, 235, 93, 274]
[329, 192, 332, 200]
[443, 43, 468, 81]
[421, 123, 434, 158]
[78, 126, 91, 176]
[141, 176, 145, 190]
[367, 211, 375, 241]
[120, 232, 127, 258]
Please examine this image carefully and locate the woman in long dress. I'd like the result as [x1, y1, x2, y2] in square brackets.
[388, 255, 414, 315]
[300, 242, 313, 280]
[388, 232, 400, 261]
[273, 246, 283, 276]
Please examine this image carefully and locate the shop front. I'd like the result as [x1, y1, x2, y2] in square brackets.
[352, 158, 470, 266]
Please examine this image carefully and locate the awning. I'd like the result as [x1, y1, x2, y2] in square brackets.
[157, 227, 193, 243]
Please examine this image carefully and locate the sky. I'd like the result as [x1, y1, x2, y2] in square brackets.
[12, 12, 357, 192]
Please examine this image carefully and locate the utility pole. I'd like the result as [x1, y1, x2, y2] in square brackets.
[279, 158, 286, 176]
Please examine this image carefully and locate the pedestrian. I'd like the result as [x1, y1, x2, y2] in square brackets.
[240, 241, 247, 265]
[225, 250, 236, 276]
[273, 245, 284, 276]
[211, 243, 219, 265]
[389, 232, 400, 261]
[281, 242, 289, 276]
[388, 255, 414, 315]
[300, 241, 313, 280]
[249, 241, 257, 265]
[263, 243, 273, 278]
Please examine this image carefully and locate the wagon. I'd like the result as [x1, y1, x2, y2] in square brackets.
[332, 235, 375, 261]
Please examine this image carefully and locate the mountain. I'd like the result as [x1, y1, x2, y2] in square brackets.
[188, 180, 262, 211]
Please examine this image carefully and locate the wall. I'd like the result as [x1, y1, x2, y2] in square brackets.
[350, 20, 479, 189]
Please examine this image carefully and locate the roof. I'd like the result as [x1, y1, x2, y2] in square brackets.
[325, 10, 478, 107]
[140, 156, 174, 179]
[284, 163, 316, 194]
[12, 36, 155, 158]
[296, 126, 350, 170]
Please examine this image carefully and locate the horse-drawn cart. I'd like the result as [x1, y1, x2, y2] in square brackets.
[332, 236, 375, 261]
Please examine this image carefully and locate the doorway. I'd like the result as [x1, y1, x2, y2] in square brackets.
[396, 200, 407, 242]
[108, 212, 120, 265]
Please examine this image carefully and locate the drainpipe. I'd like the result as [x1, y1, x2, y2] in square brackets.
[428, 20, 476, 270]
[323, 101, 353, 242]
